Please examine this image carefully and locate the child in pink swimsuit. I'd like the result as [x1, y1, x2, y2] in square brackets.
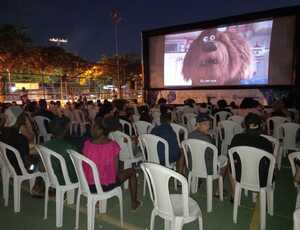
[82, 117, 141, 210]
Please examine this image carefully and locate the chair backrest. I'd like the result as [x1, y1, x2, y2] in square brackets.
[109, 131, 135, 160]
[260, 134, 280, 160]
[215, 111, 232, 122]
[36, 145, 73, 186]
[119, 119, 133, 136]
[288, 152, 300, 177]
[141, 162, 189, 218]
[228, 146, 275, 191]
[151, 111, 161, 126]
[170, 123, 188, 144]
[139, 134, 170, 167]
[266, 116, 290, 138]
[0, 141, 28, 176]
[134, 120, 153, 136]
[228, 115, 244, 126]
[218, 120, 242, 144]
[68, 149, 105, 195]
[294, 208, 300, 230]
[182, 113, 197, 132]
[34, 115, 50, 137]
[182, 139, 218, 177]
[280, 122, 300, 150]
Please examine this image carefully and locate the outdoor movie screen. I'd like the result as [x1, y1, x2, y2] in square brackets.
[147, 16, 295, 88]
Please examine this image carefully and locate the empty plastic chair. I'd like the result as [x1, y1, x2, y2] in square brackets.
[69, 150, 123, 230]
[170, 123, 188, 144]
[280, 123, 300, 156]
[134, 120, 153, 136]
[141, 162, 203, 230]
[266, 116, 290, 138]
[34, 116, 52, 143]
[229, 146, 275, 230]
[36, 145, 79, 227]
[182, 139, 224, 212]
[288, 152, 300, 209]
[0, 142, 47, 212]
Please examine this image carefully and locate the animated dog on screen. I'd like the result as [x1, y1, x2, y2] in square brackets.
[182, 29, 252, 85]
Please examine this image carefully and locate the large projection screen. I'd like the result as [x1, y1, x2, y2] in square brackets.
[145, 14, 297, 89]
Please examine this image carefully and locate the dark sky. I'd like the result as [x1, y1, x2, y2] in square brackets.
[1, 0, 300, 61]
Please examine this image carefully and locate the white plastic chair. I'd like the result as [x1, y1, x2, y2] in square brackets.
[70, 110, 89, 136]
[151, 110, 161, 126]
[182, 139, 223, 212]
[288, 152, 300, 209]
[182, 113, 197, 132]
[138, 134, 177, 196]
[266, 116, 290, 138]
[170, 123, 188, 144]
[68, 150, 123, 230]
[119, 119, 133, 136]
[218, 120, 243, 156]
[0, 148, 9, 200]
[109, 131, 143, 189]
[214, 111, 232, 123]
[280, 122, 300, 156]
[36, 145, 79, 227]
[0, 142, 46, 212]
[294, 208, 300, 230]
[228, 146, 275, 230]
[228, 115, 244, 126]
[141, 162, 203, 230]
[34, 116, 52, 143]
[134, 120, 153, 136]
[261, 134, 282, 170]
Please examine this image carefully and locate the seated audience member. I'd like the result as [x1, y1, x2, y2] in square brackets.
[82, 118, 141, 210]
[138, 105, 152, 123]
[151, 112, 184, 173]
[229, 113, 273, 191]
[271, 100, 289, 117]
[213, 99, 232, 115]
[188, 113, 215, 174]
[36, 99, 55, 120]
[295, 158, 300, 208]
[43, 117, 78, 184]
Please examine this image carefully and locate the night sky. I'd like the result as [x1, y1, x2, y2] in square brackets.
[1, 0, 300, 61]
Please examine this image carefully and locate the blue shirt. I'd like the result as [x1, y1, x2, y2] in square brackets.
[151, 123, 180, 165]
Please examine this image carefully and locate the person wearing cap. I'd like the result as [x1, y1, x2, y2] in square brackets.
[43, 117, 79, 185]
[229, 113, 273, 197]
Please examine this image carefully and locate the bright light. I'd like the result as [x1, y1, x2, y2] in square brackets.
[10, 86, 17, 92]
[49, 38, 68, 43]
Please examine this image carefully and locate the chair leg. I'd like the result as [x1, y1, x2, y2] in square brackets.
[99, 200, 107, 214]
[260, 190, 266, 230]
[56, 190, 64, 227]
[206, 177, 213, 212]
[244, 189, 248, 197]
[87, 199, 95, 230]
[143, 176, 147, 197]
[44, 185, 49, 219]
[67, 190, 75, 205]
[233, 184, 240, 223]
[3, 170, 9, 206]
[218, 176, 224, 201]
[198, 216, 203, 230]
[150, 210, 156, 230]
[13, 179, 21, 213]
[173, 217, 184, 230]
[75, 191, 81, 229]
[123, 162, 130, 189]
[118, 193, 124, 228]
[267, 188, 274, 216]
[164, 219, 171, 230]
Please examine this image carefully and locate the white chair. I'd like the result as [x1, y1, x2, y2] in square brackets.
[182, 139, 223, 212]
[170, 123, 188, 144]
[0, 149, 9, 200]
[119, 119, 133, 136]
[141, 162, 203, 230]
[288, 152, 300, 209]
[0, 142, 46, 212]
[266, 116, 290, 138]
[229, 146, 275, 230]
[138, 134, 177, 196]
[34, 116, 52, 143]
[228, 115, 244, 126]
[182, 113, 197, 132]
[36, 145, 79, 227]
[109, 131, 143, 189]
[214, 111, 232, 123]
[151, 110, 161, 126]
[280, 123, 300, 156]
[68, 150, 123, 230]
[70, 110, 89, 136]
[261, 134, 282, 170]
[218, 120, 243, 156]
[134, 120, 153, 136]
[294, 208, 300, 230]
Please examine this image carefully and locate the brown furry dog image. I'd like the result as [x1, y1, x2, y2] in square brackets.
[182, 29, 252, 85]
